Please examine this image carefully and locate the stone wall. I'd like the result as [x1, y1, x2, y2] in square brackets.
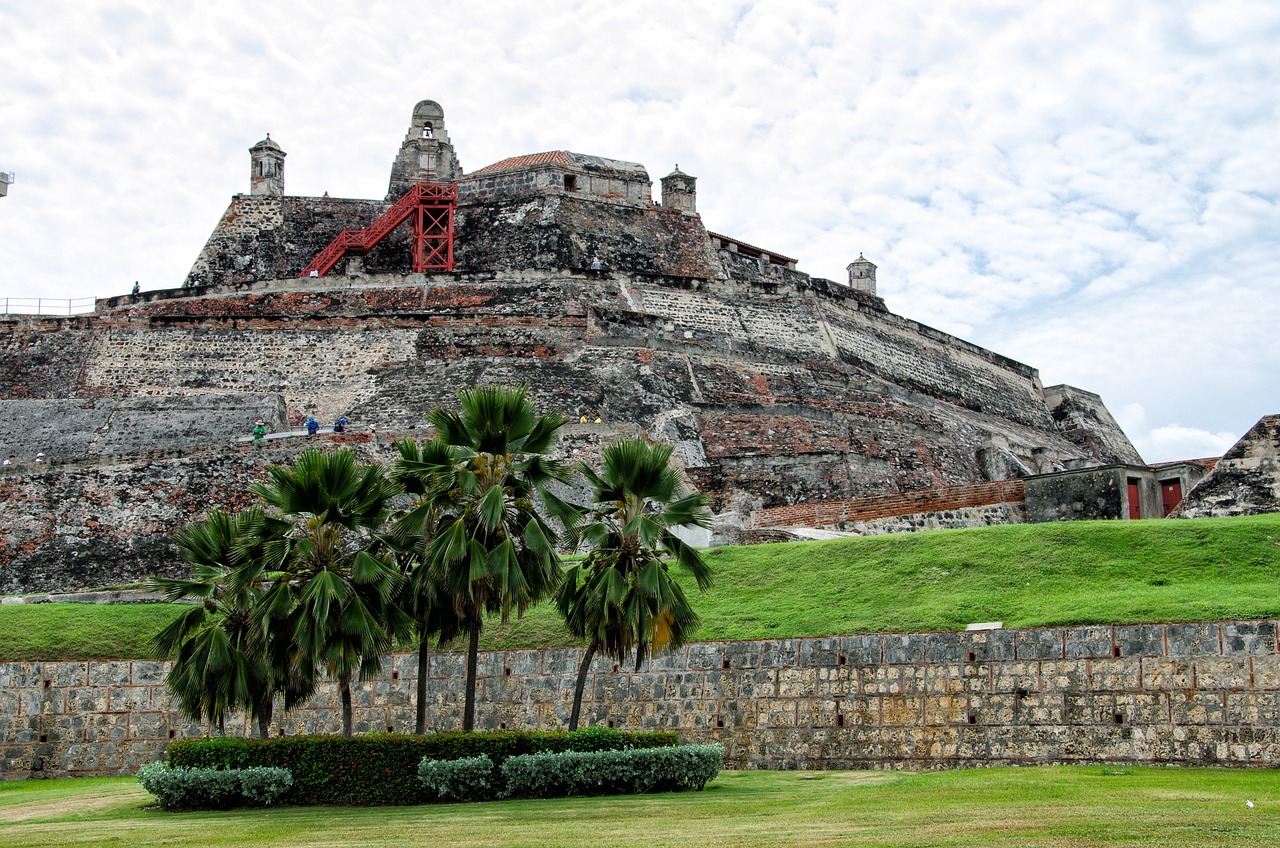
[1181, 415, 1280, 518]
[3, 620, 1276, 778]
[752, 480, 1026, 531]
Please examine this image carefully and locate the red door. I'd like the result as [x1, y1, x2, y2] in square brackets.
[1127, 478, 1142, 520]
[1160, 479, 1183, 516]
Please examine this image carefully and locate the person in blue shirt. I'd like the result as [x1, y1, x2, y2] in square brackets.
[305, 416, 320, 438]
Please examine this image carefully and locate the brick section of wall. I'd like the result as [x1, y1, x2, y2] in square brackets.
[752, 479, 1027, 529]
[3, 620, 1276, 778]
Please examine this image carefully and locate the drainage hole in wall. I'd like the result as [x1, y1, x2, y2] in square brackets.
[1015, 688, 1029, 698]
[168, 729, 176, 739]
[837, 654, 847, 666]
[500, 722, 506, 730]
[716, 717, 724, 728]
[387, 725, 394, 733]
[835, 714, 844, 727]
[391, 671, 399, 680]
[1113, 646, 1122, 657]
[38, 734, 48, 743]
[1113, 713, 1125, 724]
[607, 720, 615, 729]
[967, 651, 977, 662]
[613, 664, 619, 673]
[967, 714, 977, 725]
[722, 659, 731, 669]
[504, 667, 512, 676]
[43, 680, 51, 689]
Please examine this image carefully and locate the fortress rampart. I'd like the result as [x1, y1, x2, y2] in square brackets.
[4, 620, 1277, 778]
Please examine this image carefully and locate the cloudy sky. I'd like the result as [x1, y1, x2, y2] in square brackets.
[2, 1, 1275, 462]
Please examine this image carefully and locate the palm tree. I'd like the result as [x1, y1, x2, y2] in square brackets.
[238, 448, 413, 737]
[556, 437, 714, 731]
[388, 437, 464, 734]
[395, 385, 573, 731]
[151, 508, 313, 737]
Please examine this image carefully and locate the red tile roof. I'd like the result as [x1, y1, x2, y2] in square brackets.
[472, 151, 573, 175]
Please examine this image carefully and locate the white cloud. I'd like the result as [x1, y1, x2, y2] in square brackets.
[0, 0, 1276, 462]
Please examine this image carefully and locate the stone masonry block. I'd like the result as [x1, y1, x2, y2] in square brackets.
[1169, 690, 1226, 725]
[759, 639, 801, 668]
[777, 667, 818, 698]
[1166, 622, 1222, 657]
[87, 662, 132, 687]
[882, 633, 926, 664]
[1062, 626, 1114, 659]
[798, 637, 841, 667]
[925, 632, 967, 663]
[724, 641, 764, 669]
[129, 661, 167, 686]
[1142, 659, 1195, 690]
[1039, 659, 1089, 692]
[1224, 690, 1280, 726]
[1222, 621, 1278, 655]
[990, 661, 1040, 694]
[1088, 658, 1143, 692]
[964, 628, 1017, 661]
[1113, 624, 1166, 658]
[1194, 658, 1254, 690]
[839, 634, 883, 665]
[686, 643, 725, 670]
[1016, 628, 1063, 660]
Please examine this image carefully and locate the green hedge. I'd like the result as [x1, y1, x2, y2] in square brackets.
[138, 763, 293, 810]
[166, 728, 679, 807]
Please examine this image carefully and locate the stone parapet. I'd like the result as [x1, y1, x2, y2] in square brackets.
[3, 620, 1276, 778]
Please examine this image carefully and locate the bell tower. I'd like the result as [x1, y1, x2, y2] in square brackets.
[249, 135, 286, 196]
[386, 100, 464, 199]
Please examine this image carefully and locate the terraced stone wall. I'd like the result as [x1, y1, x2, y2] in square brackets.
[3, 620, 1276, 778]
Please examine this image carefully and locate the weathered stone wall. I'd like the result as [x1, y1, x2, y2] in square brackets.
[0, 267, 1143, 591]
[1181, 415, 1280, 518]
[0, 436, 382, 594]
[4, 620, 1276, 778]
[752, 480, 1026, 531]
[0, 395, 287, 463]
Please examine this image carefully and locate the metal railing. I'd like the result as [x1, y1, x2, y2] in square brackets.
[0, 297, 96, 316]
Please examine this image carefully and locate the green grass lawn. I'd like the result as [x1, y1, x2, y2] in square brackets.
[3, 513, 1278, 662]
[1, 766, 1277, 848]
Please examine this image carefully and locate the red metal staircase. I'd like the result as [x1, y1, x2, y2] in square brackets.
[301, 182, 458, 277]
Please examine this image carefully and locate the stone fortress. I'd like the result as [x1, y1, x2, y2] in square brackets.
[0, 99, 1276, 596]
[2, 100, 1279, 779]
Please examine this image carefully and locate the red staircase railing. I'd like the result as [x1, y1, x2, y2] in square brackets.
[302, 182, 458, 277]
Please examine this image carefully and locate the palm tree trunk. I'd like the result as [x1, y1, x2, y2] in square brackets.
[340, 672, 354, 737]
[463, 625, 480, 732]
[256, 694, 274, 739]
[568, 643, 597, 732]
[415, 628, 431, 735]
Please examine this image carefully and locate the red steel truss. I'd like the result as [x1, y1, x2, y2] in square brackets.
[301, 182, 457, 277]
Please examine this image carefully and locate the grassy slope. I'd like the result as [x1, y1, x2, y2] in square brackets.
[2, 767, 1278, 848]
[2, 513, 1277, 661]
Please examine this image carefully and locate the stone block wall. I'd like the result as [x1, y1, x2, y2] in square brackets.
[3, 620, 1276, 778]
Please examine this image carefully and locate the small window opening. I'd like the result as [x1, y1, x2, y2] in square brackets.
[1113, 712, 1125, 724]
[391, 670, 399, 680]
[613, 663, 619, 673]
[168, 729, 176, 739]
[607, 720, 615, 729]
[837, 654, 847, 666]
[835, 714, 844, 727]
[722, 658, 731, 669]
[499, 722, 506, 730]
[967, 650, 977, 662]
[967, 714, 977, 725]
[421, 124, 433, 139]
[1113, 646, 1122, 658]
[38, 733, 48, 743]
[387, 725, 394, 733]
[504, 667, 512, 676]
[716, 717, 724, 728]
[279, 728, 285, 737]
[43, 680, 51, 689]
[564, 174, 578, 192]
